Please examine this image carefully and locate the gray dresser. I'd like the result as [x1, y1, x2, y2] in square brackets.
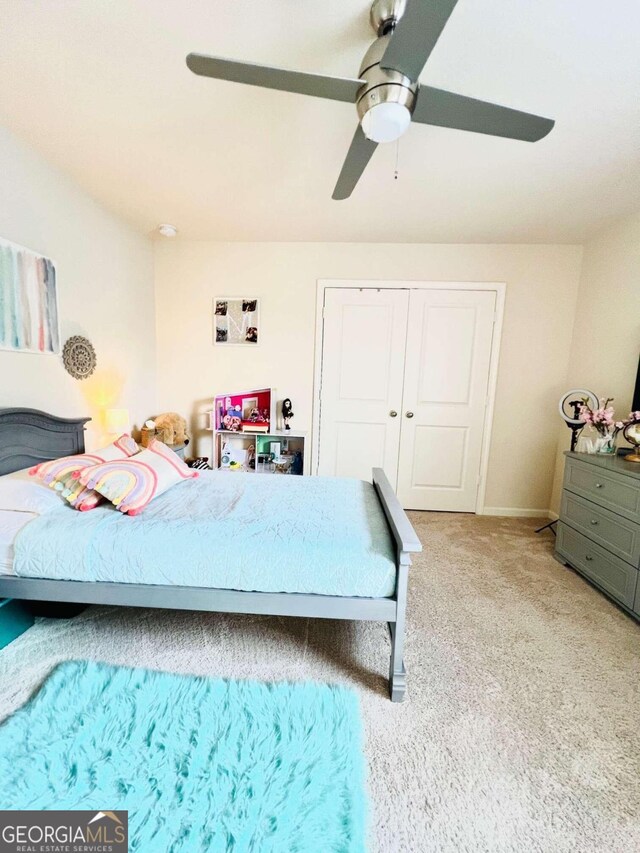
[556, 452, 640, 620]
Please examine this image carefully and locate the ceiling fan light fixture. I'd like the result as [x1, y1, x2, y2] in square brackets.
[361, 101, 411, 143]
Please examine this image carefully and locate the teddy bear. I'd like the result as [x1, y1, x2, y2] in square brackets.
[153, 412, 189, 447]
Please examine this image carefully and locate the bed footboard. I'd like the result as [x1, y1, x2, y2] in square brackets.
[372, 468, 421, 702]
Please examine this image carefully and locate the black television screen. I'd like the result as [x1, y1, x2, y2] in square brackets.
[633, 354, 640, 412]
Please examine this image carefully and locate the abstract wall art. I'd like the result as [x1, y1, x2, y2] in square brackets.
[0, 237, 60, 354]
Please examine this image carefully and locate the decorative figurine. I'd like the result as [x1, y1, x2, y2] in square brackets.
[290, 450, 303, 475]
[282, 398, 294, 431]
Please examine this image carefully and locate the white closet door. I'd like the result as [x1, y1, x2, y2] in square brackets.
[318, 288, 409, 484]
[397, 289, 496, 511]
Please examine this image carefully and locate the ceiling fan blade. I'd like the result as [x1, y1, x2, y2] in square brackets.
[380, 0, 460, 80]
[412, 86, 555, 141]
[332, 126, 378, 200]
[186, 54, 363, 103]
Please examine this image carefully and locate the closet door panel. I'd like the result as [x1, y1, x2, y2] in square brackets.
[398, 290, 495, 511]
[318, 288, 409, 485]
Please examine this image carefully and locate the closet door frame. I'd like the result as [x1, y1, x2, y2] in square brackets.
[312, 279, 506, 515]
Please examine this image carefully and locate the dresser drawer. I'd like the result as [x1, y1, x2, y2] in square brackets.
[564, 459, 640, 523]
[556, 523, 638, 609]
[560, 490, 640, 566]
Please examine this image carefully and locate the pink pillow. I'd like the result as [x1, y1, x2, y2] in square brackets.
[78, 439, 197, 515]
[30, 435, 139, 510]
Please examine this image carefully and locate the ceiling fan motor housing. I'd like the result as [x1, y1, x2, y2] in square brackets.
[356, 34, 417, 124]
[370, 0, 407, 36]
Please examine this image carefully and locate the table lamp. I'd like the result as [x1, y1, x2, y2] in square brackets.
[105, 408, 131, 436]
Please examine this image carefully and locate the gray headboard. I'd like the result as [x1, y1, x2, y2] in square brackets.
[0, 408, 91, 476]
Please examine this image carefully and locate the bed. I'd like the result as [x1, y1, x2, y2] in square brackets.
[0, 408, 421, 701]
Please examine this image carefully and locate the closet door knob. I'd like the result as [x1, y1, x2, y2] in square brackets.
[406, 411, 414, 418]
[595, 483, 603, 488]
[590, 519, 599, 525]
[585, 555, 593, 561]
[389, 410, 398, 418]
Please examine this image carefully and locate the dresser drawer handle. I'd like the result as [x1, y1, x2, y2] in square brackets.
[585, 554, 594, 561]
[595, 483, 603, 488]
[590, 519, 599, 525]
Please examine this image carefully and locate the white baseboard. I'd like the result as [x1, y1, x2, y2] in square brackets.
[481, 507, 553, 518]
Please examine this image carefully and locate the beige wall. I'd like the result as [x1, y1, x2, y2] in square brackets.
[0, 128, 156, 448]
[3, 121, 635, 514]
[550, 214, 640, 513]
[154, 241, 583, 513]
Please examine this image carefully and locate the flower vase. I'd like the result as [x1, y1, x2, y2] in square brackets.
[578, 429, 616, 455]
[595, 433, 616, 455]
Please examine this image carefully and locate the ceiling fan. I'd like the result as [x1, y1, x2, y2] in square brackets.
[186, 0, 554, 200]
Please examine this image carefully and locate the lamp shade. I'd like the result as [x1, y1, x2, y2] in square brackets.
[361, 102, 411, 143]
[105, 408, 131, 435]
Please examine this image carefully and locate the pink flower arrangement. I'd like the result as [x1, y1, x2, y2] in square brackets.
[579, 398, 640, 438]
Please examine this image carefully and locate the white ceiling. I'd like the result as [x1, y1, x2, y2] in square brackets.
[1, 0, 639, 242]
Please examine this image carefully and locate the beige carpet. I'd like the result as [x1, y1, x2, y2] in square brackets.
[0, 513, 638, 852]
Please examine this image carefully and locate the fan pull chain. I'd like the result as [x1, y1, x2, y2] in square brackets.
[394, 139, 400, 181]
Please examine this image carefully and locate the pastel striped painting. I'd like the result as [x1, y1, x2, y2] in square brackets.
[0, 238, 60, 354]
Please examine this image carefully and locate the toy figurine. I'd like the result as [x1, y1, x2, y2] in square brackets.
[282, 399, 294, 431]
[291, 450, 303, 475]
[222, 413, 242, 432]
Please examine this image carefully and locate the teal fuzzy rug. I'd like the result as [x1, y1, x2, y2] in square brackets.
[0, 661, 366, 852]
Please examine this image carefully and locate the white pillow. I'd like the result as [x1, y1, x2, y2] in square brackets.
[0, 467, 65, 514]
[0, 509, 37, 572]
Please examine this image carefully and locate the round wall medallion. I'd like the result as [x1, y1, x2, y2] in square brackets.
[62, 335, 97, 380]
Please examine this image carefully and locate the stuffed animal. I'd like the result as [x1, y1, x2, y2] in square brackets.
[153, 412, 189, 447]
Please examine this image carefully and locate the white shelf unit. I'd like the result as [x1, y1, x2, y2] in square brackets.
[210, 426, 308, 475]
[207, 390, 307, 475]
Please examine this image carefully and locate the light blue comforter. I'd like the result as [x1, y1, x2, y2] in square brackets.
[14, 472, 396, 598]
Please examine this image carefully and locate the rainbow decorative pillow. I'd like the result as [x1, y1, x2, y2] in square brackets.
[30, 435, 139, 511]
[78, 438, 198, 515]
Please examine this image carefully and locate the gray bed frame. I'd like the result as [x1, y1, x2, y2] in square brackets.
[0, 408, 421, 701]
